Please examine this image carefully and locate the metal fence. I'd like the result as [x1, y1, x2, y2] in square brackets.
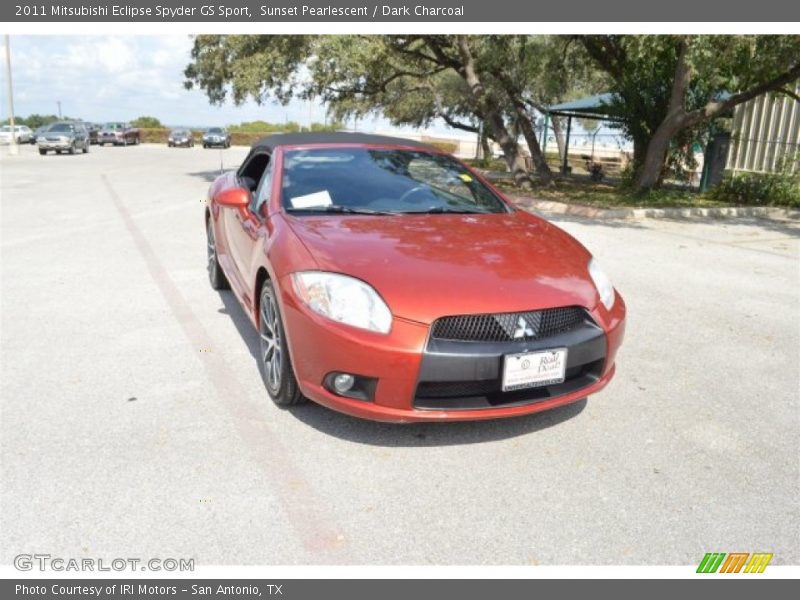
[727, 81, 800, 174]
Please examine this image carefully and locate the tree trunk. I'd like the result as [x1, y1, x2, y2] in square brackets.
[512, 102, 553, 185]
[489, 115, 530, 188]
[480, 129, 492, 161]
[635, 117, 682, 190]
[635, 40, 691, 191]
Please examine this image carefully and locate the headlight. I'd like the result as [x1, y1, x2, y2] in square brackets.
[588, 258, 616, 310]
[292, 271, 392, 334]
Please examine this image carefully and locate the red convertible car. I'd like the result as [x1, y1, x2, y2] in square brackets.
[206, 133, 625, 422]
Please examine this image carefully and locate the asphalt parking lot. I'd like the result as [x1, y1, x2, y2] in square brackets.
[1, 142, 798, 566]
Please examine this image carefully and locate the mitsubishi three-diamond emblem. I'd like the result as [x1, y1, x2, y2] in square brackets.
[513, 316, 535, 339]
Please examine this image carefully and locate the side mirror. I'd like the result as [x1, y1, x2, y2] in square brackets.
[215, 187, 250, 208]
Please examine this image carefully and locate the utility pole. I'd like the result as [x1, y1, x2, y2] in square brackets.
[4, 35, 18, 155]
[57, 100, 62, 118]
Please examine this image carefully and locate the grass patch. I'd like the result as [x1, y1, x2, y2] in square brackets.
[495, 178, 733, 209]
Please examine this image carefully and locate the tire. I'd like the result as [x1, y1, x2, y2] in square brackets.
[68, 142, 76, 155]
[56, 150, 61, 155]
[134, 137, 140, 145]
[258, 280, 305, 406]
[38, 148, 46, 155]
[206, 218, 229, 291]
[203, 143, 208, 149]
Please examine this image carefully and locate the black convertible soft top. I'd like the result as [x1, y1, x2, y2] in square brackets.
[252, 131, 436, 152]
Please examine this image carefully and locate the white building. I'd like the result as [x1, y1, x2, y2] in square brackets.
[726, 80, 800, 174]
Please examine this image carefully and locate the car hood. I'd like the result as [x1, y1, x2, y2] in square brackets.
[286, 211, 599, 324]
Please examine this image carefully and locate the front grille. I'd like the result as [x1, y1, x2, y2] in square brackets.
[430, 306, 587, 343]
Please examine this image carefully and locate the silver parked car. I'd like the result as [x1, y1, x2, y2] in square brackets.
[0, 125, 33, 144]
[37, 121, 90, 155]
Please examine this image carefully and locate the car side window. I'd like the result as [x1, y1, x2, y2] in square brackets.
[252, 160, 274, 216]
[238, 152, 271, 216]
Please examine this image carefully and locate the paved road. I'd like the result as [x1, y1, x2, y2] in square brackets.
[2, 143, 798, 566]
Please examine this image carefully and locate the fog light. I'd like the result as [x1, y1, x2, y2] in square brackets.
[333, 373, 355, 393]
[323, 372, 377, 401]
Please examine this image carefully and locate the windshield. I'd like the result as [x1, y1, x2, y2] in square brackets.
[171, 129, 189, 136]
[0, 126, 10, 132]
[49, 124, 74, 133]
[281, 148, 509, 215]
[104, 123, 123, 130]
[207, 128, 223, 134]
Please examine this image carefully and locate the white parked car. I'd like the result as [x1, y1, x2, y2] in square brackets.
[0, 125, 33, 144]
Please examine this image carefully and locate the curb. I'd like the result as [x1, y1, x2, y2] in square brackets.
[513, 197, 800, 222]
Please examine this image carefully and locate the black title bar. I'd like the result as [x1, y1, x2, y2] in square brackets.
[4, 579, 799, 600]
[5, 0, 800, 22]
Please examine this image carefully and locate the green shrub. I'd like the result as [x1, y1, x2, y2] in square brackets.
[138, 128, 175, 143]
[425, 140, 459, 154]
[707, 170, 800, 208]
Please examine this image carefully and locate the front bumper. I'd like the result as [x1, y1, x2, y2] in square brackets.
[98, 135, 124, 145]
[38, 140, 74, 150]
[279, 278, 626, 422]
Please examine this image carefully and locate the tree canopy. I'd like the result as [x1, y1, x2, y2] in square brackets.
[185, 34, 800, 192]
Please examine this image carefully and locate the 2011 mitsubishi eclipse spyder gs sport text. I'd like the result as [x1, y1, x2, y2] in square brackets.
[205, 133, 626, 423]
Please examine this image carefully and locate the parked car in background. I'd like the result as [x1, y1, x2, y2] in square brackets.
[205, 132, 626, 422]
[98, 122, 140, 146]
[168, 128, 194, 148]
[0, 125, 33, 144]
[37, 121, 90, 155]
[203, 127, 231, 149]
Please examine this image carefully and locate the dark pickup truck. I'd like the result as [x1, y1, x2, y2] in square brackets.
[97, 122, 140, 146]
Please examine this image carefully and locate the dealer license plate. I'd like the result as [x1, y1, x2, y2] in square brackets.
[502, 348, 568, 391]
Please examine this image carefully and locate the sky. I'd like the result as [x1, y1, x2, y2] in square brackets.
[0, 35, 464, 136]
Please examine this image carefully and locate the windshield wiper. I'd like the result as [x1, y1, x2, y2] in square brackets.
[287, 205, 395, 216]
[400, 206, 491, 214]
